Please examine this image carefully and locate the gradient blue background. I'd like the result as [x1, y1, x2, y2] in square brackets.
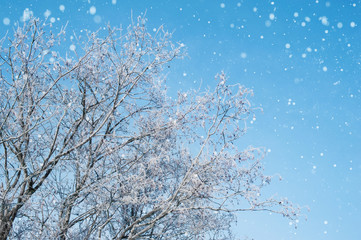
[1, 0, 360, 239]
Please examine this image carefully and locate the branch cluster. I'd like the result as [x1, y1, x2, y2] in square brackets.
[0, 17, 299, 239]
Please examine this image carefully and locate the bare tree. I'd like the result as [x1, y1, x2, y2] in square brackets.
[0, 17, 299, 239]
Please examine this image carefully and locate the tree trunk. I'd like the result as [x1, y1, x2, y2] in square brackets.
[0, 215, 15, 240]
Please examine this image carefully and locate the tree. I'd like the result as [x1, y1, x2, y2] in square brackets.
[0, 17, 298, 239]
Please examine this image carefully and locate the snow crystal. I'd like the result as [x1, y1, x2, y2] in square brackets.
[337, 22, 343, 28]
[240, 52, 247, 59]
[220, 3, 225, 8]
[89, 6, 96, 15]
[350, 21, 356, 28]
[285, 43, 291, 49]
[112, 0, 117, 4]
[265, 20, 272, 27]
[59, 5, 65, 12]
[69, 44, 76, 51]
[44, 9, 51, 18]
[269, 13, 275, 20]
[319, 16, 329, 26]
[50, 17, 56, 23]
[301, 22, 306, 27]
[21, 8, 33, 22]
[94, 15, 101, 23]
[3, 17, 10, 25]
[294, 12, 299, 18]
[253, 7, 257, 12]
[324, 220, 328, 225]
[322, 66, 328, 72]
[305, 16, 311, 22]
[230, 23, 235, 28]
[237, 2, 241, 7]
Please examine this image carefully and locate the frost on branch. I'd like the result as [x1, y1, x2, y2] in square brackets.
[0, 17, 299, 239]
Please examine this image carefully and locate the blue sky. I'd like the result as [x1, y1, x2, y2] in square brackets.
[1, 0, 360, 239]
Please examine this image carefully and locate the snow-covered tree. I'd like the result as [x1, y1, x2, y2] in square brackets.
[0, 17, 298, 239]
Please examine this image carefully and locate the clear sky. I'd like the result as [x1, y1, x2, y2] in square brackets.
[1, 0, 360, 239]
